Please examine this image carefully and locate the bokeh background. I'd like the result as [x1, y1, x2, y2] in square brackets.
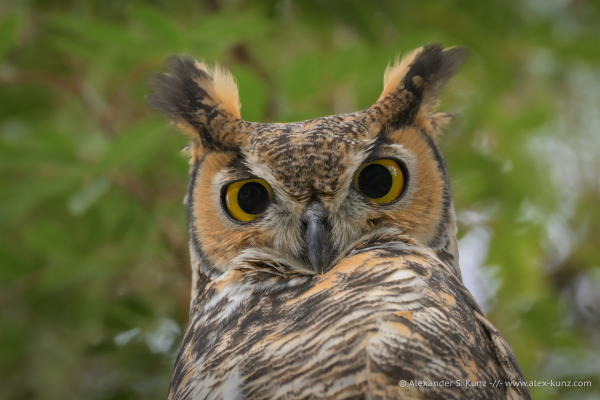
[1, 0, 600, 399]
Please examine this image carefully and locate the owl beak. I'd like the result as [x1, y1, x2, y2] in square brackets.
[303, 202, 331, 275]
[306, 217, 331, 274]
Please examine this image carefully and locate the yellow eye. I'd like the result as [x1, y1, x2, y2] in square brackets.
[353, 159, 405, 204]
[223, 179, 273, 222]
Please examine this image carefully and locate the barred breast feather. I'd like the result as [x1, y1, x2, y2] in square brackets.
[168, 236, 530, 400]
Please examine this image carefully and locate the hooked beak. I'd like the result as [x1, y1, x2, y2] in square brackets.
[302, 201, 331, 274]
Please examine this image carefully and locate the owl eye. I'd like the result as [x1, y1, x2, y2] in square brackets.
[353, 159, 406, 204]
[223, 179, 273, 222]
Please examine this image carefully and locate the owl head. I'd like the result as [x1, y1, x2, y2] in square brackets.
[149, 44, 468, 280]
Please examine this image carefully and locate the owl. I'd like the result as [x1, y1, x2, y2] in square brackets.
[148, 44, 531, 400]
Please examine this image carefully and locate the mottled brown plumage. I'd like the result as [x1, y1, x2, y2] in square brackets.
[148, 44, 531, 399]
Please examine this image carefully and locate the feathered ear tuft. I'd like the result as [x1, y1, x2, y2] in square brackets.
[148, 55, 251, 151]
[363, 44, 468, 136]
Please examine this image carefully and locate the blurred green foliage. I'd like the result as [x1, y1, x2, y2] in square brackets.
[1, 0, 600, 399]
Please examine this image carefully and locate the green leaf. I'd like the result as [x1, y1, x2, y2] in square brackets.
[48, 15, 155, 58]
[0, 13, 24, 61]
[131, 5, 182, 49]
[282, 53, 321, 102]
[186, 9, 271, 44]
[233, 66, 267, 122]
[67, 176, 110, 216]
[0, 172, 81, 223]
[95, 118, 163, 173]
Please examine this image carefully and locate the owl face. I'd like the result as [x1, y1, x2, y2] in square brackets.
[149, 44, 468, 276]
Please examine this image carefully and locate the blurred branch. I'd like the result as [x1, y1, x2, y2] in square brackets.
[0, 69, 82, 94]
[110, 172, 151, 207]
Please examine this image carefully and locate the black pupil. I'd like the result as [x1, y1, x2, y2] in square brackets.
[237, 182, 270, 215]
[358, 164, 393, 199]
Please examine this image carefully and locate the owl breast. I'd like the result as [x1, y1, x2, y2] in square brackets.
[168, 239, 528, 400]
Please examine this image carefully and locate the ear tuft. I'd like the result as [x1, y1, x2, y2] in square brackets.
[380, 47, 425, 101]
[148, 55, 248, 150]
[418, 45, 469, 115]
[364, 44, 468, 135]
[193, 61, 241, 119]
